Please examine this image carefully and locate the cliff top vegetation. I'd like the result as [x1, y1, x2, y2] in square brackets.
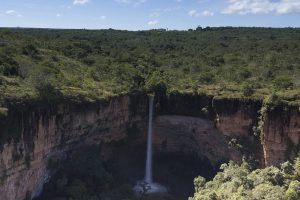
[190, 155, 300, 200]
[0, 27, 299, 107]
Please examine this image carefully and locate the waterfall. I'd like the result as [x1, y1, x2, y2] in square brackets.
[133, 95, 166, 194]
[145, 95, 154, 184]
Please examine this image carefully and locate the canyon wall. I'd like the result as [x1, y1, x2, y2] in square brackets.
[0, 93, 148, 200]
[263, 106, 300, 166]
[153, 115, 235, 167]
[0, 93, 299, 200]
[155, 94, 263, 166]
[156, 94, 300, 167]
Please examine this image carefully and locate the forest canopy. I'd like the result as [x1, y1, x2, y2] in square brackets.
[0, 27, 299, 106]
[189, 155, 300, 200]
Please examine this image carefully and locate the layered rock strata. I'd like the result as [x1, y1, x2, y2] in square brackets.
[0, 93, 299, 200]
[0, 94, 147, 200]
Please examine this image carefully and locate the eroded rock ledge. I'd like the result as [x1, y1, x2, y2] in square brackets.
[0, 93, 148, 200]
[0, 93, 299, 200]
[156, 94, 300, 167]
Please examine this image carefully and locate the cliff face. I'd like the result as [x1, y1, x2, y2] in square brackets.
[0, 94, 148, 200]
[156, 94, 300, 167]
[153, 115, 237, 166]
[156, 94, 263, 166]
[0, 93, 299, 200]
[263, 106, 300, 166]
[213, 98, 264, 166]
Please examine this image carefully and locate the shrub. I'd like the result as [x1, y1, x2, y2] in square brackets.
[22, 44, 39, 59]
[235, 68, 252, 82]
[145, 71, 167, 95]
[198, 72, 215, 84]
[265, 92, 283, 107]
[30, 65, 62, 99]
[285, 181, 300, 200]
[228, 138, 243, 151]
[294, 156, 300, 178]
[242, 82, 254, 96]
[82, 57, 95, 66]
[273, 76, 293, 90]
[0, 107, 8, 117]
[190, 155, 300, 200]
[200, 107, 209, 117]
[0, 54, 20, 76]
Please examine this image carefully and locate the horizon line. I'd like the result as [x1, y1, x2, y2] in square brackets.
[1, 25, 300, 32]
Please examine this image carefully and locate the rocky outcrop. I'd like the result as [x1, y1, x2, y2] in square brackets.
[213, 98, 261, 137]
[153, 115, 240, 166]
[263, 106, 300, 166]
[0, 94, 148, 200]
[157, 94, 300, 167]
[213, 98, 265, 166]
[157, 94, 264, 166]
[0, 92, 299, 200]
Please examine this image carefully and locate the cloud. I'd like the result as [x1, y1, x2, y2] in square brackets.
[5, 10, 22, 17]
[162, 5, 181, 12]
[148, 5, 180, 20]
[73, 0, 90, 5]
[6, 10, 16, 14]
[188, 10, 200, 17]
[188, 9, 214, 17]
[202, 10, 214, 16]
[223, 0, 300, 15]
[100, 15, 106, 20]
[56, 13, 61, 17]
[148, 20, 159, 25]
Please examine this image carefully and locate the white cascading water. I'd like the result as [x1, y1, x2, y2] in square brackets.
[145, 95, 154, 184]
[134, 95, 166, 194]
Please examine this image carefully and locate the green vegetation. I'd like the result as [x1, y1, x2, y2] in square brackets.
[37, 145, 137, 200]
[189, 155, 300, 200]
[0, 107, 8, 117]
[0, 27, 297, 199]
[0, 27, 299, 106]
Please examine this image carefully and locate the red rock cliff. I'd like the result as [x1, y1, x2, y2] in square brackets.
[263, 106, 300, 166]
[0, 93, 299, 200]
[0, 94, 147, 200]
[157, 94, 300, 167]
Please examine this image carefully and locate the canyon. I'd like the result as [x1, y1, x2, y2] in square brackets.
[0, 92, 299, 200]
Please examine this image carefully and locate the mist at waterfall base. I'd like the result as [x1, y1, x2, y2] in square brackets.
[133, 95, 167, 194]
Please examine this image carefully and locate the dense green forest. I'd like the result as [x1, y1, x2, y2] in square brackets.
[189, 155, 300, 200]
[0, 27, 299, 109]
[1, 27, 299, 200]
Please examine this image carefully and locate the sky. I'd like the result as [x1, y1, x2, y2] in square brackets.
[0, 0, 299, 30]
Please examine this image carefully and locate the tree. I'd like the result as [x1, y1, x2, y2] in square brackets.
[285, 181, 300, 200]
[30, 64, 62, 100]
[196, 26, 202, 31]
[190, 155, 300, 200]
[273, 76, 293, 90]
[145, 70, 167, 95]
[22, 44, 39, 59]
[0, 52, 20, 77]
[242, 82, 254, 96]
